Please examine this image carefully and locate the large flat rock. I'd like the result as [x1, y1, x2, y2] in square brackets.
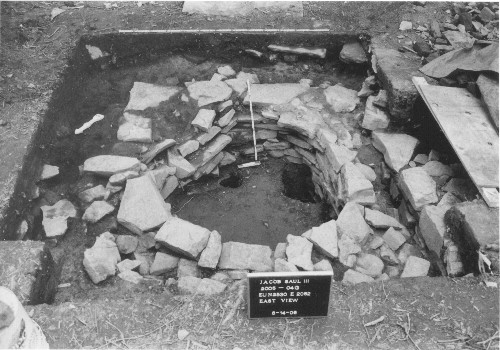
[372, 131, 419, 172]
[243, 84, 309, 106]
[419, 205, 448, 257]
[41, 199, 78, 238]
[337, 202, 371, 244]
[218, 242, 273, 271]
[198, 230, 222, 269]
[301, 220, 338, 258]
[0, 241, 56, 305]
[340, 162, 375, 205]
[117, 112, 152, 143]
[83, 155, 141, 177]
[125, 82, 180, 111]
[187, 81, 232, 107]
[399, 167, 438, 211]
[286, 234, 314, 271]
[117, 176, 171, 234]
[83, 234, 121, 284]
[277, 110, 323, 139]
[155, 217, 211, 260]
[324, 84, 360, 112]
[189, 134, 232, 169]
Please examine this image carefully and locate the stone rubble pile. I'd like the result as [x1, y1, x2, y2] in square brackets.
[35, 46, 498, 294]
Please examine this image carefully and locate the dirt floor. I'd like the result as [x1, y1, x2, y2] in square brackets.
[1, 1, 499, 349]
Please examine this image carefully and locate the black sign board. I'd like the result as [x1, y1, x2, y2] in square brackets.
[247, 271, 333, 319]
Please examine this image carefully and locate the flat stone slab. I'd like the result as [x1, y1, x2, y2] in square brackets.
[83, 234, 121, 284]
[324, 84, 360, 112]
[117, 176, 171, 234]
[141, 139, 176, 164]
[187, 81, 232, 107]
[125, 82, 180, 111]
[167, 149, 196, 179]
[399, 167, 438, 211]
[274, 258, 299, 272]
[355, 253, 384, 277]
[0, 241, 55, 305]
[177, 276, 226, 296]
[83, 155, 141, 177]
[419, 205, 448, 257]
[117, 112, 152, 143]
[178, 140, 200, 158]
[302, 220, 339, 258]
[40, 164, 59, 180]
[277, 110, 322, 139]
[189, 134, 232, 169]
[192, 109, 216, 132]
[198, 230, 222, 269]
[78, 185, 107, 203]
[41, 199, 78, 238]
[372, 131, 419, 172]
[362, 95, 390, 130]
[286, 234, 314, 271]
[340, 42, 368, 64]
[243, 84, 309, 106]
[340, 162, 376, 205]
[155, 217, 211, 260]
[477, 74, 499, 129]
[342, 269, 374, 285]
[401, 256, 430, 278]
[382, 227, 407, 251]
[337, 202, 372, 244]
[218, 242, 273, 271]
[82, 201, 115, 224]
[150, 252, 179, 275]
[365, 208, 403, 229]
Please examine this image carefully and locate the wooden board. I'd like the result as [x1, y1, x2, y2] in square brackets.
[413, 77, 499, 189]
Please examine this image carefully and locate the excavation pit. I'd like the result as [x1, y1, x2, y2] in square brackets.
[4, 31, 484, 306]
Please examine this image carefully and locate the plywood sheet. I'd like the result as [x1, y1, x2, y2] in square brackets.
[415, 82, 498, 188]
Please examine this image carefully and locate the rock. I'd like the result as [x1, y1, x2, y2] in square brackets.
[136, 232, 156, 253]
[167, 150, 196, 179]
[382, 227, 407, 251]
[443, 31, 475, 50]
[217, 65, 236, 77]
[419, 205, 448, 257]
[117, 259, 141, 273]
[125, 82, 180, 111]
[372, 131, 419, 172]
[117, 175, 172, 234]
[177, 276, 201, 294]
[397, 243, 422, 265]
[314, 259, 333, 271]
[274, 258, 299, 272]
[211, 272, 230, 282]
[211, 73, 225, 82]
[362, 96, 390, 130]
[198, 230, 222, 269]
[355, 253, 384, 277]
[277, 111, 322, 139]
[340, 41, 368, 64]
[117, 112, 152, 143]
[399, 21, 413, 30]
[83, 155, 141, 177]
[116, 235, 138, 254]
[178, 140, 200, 157]
[218, 242, 273, 271]
[400, 256, 430, 278]
[337, 202, 372, 244]
[83, 234, 121, 284]
[0, 241, 55, 305]
[226, 270, 249, 279]
[197, 126, 222, 145]
[355, 163, 376, 182]
[324, 84, 360, 112]
[177, 258, 201, 278]
[422, 161, 454, 177]
[40, 164, 59, 180]
[225, 72, 260, 96]
[445, 202, 499, 251]
[82, 201, 114, 223]
[217, 109, 235, 128]
[190, 134, 232, 169]
[325, 144, 357, 173]
[369, 235, 385, 249]
[134, 252, 153, 275]
[147, 166, 177, 190]
[218, 100, 233, 112]
[413, 154, 428, 165]
[340, 162, 376, 205]
[338, 233, 361, 265]
[430, 20, 442, 38]
[399, 167, 438, 211]
[219, 152, 237, 166]
[302, 220, 338, 258]
[342, 269, 374, 285]
[286, 234, 314, 271]
[160, 176, 178, 199]
[187, 80, 232, 107]
[155, 217, 210, 260]
[365, 208, 403, 229]
[118, 270, 143, 284]
[78, 185, 108, 203]
[413, 39, 432, 57]
[41, 199, 77, 238]
[141, 139, 177, 164]
[437, 192, 461, 209]
[243, 83, 309, 106]
[379, 242, 400, 265]
[149, 252, 179, 275]
[274, 242, 287, 260]
[192, 109, 216, 132]
[444, 243, 464, 276]
[263, 141, 290, 151]
[480, 7, 495, 22]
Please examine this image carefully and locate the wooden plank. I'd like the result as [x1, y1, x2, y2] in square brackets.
[413, 78, 498, 189]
